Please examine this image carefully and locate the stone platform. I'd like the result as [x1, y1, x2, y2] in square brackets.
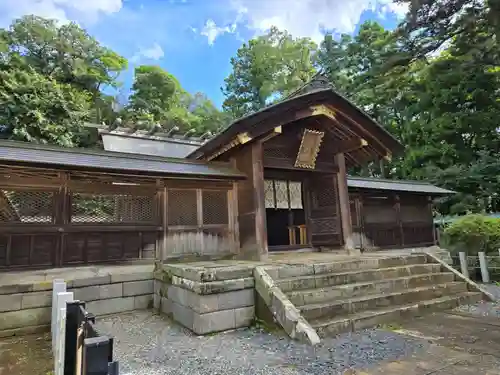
[0, 263, 154, 337]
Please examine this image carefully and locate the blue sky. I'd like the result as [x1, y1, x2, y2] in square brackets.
[0, 0, 407, 108]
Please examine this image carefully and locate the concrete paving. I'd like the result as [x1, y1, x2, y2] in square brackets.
[351, 311, 500, 374]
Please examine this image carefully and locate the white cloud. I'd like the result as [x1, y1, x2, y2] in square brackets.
[0, 0, 123, 26]
[228, 0, 409, 42]
[130, 43, 165, 63]
[200, 19, 235, 45]
[379, 1, 409, 19]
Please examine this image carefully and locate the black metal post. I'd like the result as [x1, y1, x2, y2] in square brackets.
[65, 301, 86, 375]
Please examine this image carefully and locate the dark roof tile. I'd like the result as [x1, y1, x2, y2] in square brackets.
[347, 176, 455, 195]
[0, 140, 245, 180]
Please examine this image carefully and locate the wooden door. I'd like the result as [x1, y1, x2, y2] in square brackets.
[305, 174, 342, 247]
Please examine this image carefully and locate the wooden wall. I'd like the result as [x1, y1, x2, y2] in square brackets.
[349, 190, 435, 250]
[0, 166, 237, 270]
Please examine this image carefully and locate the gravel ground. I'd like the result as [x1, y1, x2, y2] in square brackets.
[95, 311, 429, 375]
[454, 283, 500, 317]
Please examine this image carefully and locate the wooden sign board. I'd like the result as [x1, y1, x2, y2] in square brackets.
[294, 129, 325, 169]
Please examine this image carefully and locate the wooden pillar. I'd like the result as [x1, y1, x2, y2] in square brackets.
[395, 194, 404, 247]
[233, 142, 268, 260]
[428, 195, 437, 245]
[253, 142, 268, 260]
[161, 185, 168, 261]
[56, 172, 69, 267]
[335, 153, 356, 254]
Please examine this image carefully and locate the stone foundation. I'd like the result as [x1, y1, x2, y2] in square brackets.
[0, 264, 154, 337]
[154, 262, 257, 334]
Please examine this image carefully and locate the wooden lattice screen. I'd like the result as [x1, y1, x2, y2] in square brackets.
[165, 188, 232, 257]
[308, 175, 342, 247]
[202, 190, 229, 225]
[71, 192, 156, 224]
[0, 189, 56, 223]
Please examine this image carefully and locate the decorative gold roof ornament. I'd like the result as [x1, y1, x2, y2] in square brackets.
[206, 132, 253, 161]
[310, 105, 336, 120]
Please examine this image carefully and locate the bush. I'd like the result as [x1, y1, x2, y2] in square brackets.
[444, 214, 500, 254]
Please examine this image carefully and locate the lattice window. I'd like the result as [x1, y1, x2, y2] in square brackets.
[202, 191, 228, 225]
[313, 185, 337, 208]
[264, 179, 303, 210]
[264, 180, 275, 208]
[289, 181, 303, 209]
[0, 190, 54, 223]
[71, 193, 154, 223]
[274, 180, 289, 209]
[168, 189, 197, 226]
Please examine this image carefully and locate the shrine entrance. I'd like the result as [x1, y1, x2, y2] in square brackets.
[264, 179, 308, 250]
[189, 75, 403, 260]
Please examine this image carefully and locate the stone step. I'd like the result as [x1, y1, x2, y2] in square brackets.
[312, 291, 483, 337]
[276, 263, 442, 292]
[274, 254, 429, 279]
[300, 281, 467, 321]
[287, 272, 456, 306]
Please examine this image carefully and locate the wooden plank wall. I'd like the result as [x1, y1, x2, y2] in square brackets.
[350, 191, 435, 249]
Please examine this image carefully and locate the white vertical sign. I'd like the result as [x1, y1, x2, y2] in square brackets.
[55, 306, 67, 375]
[51, 279, 66, 352]
[53, 291, 73, 375]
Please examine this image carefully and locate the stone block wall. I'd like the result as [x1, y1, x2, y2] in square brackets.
[154, 262, 257, 334]
[0, 265, 154, 337]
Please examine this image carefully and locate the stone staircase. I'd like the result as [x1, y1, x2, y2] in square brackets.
[274, 254, 483, 337]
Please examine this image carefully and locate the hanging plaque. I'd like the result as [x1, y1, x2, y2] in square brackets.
[295, 129, 325, 169]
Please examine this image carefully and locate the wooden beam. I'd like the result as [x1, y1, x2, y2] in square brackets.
[259, 126, 283, 144]
[206, 132, 253, 161]
[332, 138, 368, 155]
[335, 153, 356, 253]
[329, 107, 393, 159]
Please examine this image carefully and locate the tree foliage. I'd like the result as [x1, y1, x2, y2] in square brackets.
[222, 27, 317, 118]
[123, 66, 231, 134]
[0, 15, 227, 145]
[444, 214, 500, 254]
[0, 65, 90, 146]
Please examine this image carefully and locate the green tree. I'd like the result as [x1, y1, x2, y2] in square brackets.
[318, 21, 419, 178]
[318, 17, 499, 215]
[126, 65, 179, 124]
[0, 66, 90, 147]
[222, 27, 317, 118]
[4, 16, 127, 95]
[393, 0, 499, 63]
[125, 66, 230, 135]
[0, 15, 128, 145]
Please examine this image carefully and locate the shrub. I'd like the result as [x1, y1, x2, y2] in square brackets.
[444, 214, 500, 254]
